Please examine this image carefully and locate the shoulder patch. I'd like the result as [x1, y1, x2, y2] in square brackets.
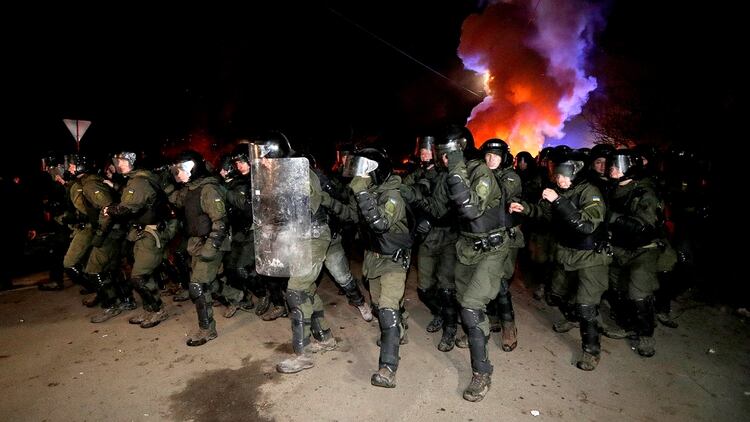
[475, 178, 490, 199]
[384, 197, 397, 217]
[592, 196, 601, 202]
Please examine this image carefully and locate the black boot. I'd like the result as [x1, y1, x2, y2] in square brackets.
[418, 288, 442, 333]
[655, 271, 678, 328]
[633, 296, 656, 357]
[437, 289, 458, 352]
[186, 283, 217, 346]
[460, 308, 492, 402]
[372, 308, 400, 388]
[576, 304, 601, 371]
[496, 283, 517, 352]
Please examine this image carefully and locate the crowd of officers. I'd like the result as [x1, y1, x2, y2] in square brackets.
[32, 125, 706, 402]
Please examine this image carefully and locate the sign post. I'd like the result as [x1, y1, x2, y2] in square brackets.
[63, 119, 91, 152]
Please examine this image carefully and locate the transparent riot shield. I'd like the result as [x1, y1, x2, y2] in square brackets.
[251, 157, 311, 276]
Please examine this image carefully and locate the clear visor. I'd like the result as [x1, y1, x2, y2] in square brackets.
[431, 139, 463, 166]
[250, 143, 277, 160]
[608, 155, 634, 173]
[551, 160, 584, 178]
[171, 160, 195, 177]
[342, 156, 379, 178]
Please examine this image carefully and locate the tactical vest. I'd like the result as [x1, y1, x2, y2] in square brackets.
[130, 173, 165, 226]
[552, 186, 598, 250]
[184, 185, 212, 237]
[226, 175, 253, 233]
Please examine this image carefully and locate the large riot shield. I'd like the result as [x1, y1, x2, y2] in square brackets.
[251, 157, 311, 276]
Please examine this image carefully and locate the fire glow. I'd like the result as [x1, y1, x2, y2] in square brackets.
[459, 0, 602, 155]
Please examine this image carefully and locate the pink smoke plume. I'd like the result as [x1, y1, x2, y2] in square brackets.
[459, 0, 602, 154]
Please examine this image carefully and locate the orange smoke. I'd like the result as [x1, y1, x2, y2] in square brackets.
[459, 0, 600, 155]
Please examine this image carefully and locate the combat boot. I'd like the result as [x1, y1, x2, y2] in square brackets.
[500, 321, 518, 352]
[172, 289, 190, 302]
[463, 372, 491, 402]
[356, 302, 373, 322]
[370, 366, 397, 388]
[276, 354, 314, 373]
[577, 350, 600, 371]
[437, 326, 457, 352]
[186, 326, 217, 346]
[455, 334, 469, 348]
[223, 304, 240, 318]
[636, 336, 655, 357]
[255, 295, 271, 316]
[239, 298, 255, 312]
[656, 312, 678, 328]
[91, 307, 122, 323]
[140, 308, 169, 328]
[262, 305, 288, 321]
[129, 312, 148, 325]
[307, 336, 337, 353]
[426, 315, 443, 333]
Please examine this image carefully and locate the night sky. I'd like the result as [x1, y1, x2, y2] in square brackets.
[6, 0, 741, 176]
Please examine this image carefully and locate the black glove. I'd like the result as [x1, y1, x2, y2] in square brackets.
[416, 218, 432, 235]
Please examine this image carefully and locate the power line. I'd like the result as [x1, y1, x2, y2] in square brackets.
[328, 7, 484, 99]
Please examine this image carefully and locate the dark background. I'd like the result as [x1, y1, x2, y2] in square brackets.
[5, 1, 740, 173]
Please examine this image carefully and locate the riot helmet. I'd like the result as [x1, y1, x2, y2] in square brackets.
[607, 149, 643, 181]
[343, 147, 392, 185]
[250, 131, 293, 160]
[414, 135, 436, 168]
[515, 151, 535, 172]
[480, 138, 513, 170]
[433, 124, 472, 167]
[171, 150, 208, 183]
[218, 153, 238, 180]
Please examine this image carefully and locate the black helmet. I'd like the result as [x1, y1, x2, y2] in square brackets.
[171, 150, 208, 182]
[536, 146, 553, 166]
[590, 143, 616, 161]
[515, 151, 535, 170]
[550, 148, 586, 180]
[415, 135, 436, 154]
[414, 135, 436, 167]
[633, 144, 658, 166]
[230, 143, 250, 164]
[250, 131, 293, 159]
[607, 149, 643, 181]
[480, 138, 513, 169]
[344, 147, 392, 185]
[218, 154, 238, 180]
[433, 124, 474, 166]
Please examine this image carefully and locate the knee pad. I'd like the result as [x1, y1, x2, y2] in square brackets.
[188, 282, 205, 300]
[576, 303, 599, 322]
[285, 289, 310, 310]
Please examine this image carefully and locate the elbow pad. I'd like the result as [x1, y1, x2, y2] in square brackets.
[554, 197, 595, 234]
[356, 191, 388, 233]
[447, 174, 471, 207]
[208, 220, 228, 248]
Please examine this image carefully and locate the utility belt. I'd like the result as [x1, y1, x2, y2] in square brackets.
[131, 222, 165, 248]
[371, 248, 411, 270]
[472, 232, 504, 252]
[507, 227, 517, 240]
[594, 240, 613, 256]
[311, 223, 325, 239]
